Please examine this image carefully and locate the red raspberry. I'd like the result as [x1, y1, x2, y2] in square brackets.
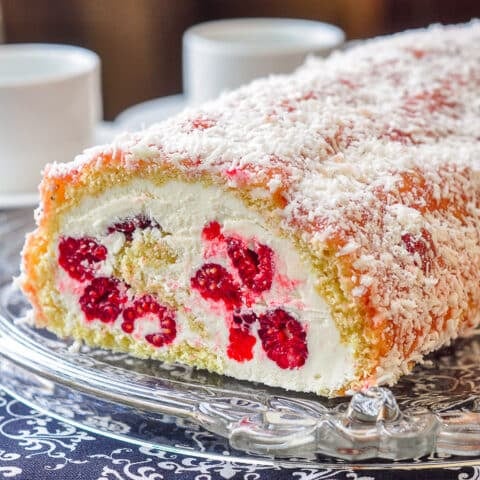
[191, 263, 242, 310]
[202, 221, 222, 241]
[80, 277, 127, 323]
[108, 214, 161, 241]
[226, 237, 274, 293]
[401, 228, 435, 275]
[258, 309, 308, 369]
[227, 328, 256, 362]
[122, 295, 176, 348]
[227, 312, 257, 362]
[58, 236, 107, 281]
[231, 311, 257, 332]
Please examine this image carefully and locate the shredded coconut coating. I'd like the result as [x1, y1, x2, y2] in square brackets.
[45, 22, 480, 383]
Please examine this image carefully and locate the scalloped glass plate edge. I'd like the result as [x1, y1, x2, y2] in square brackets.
[0, 365, 274, 468]
[3, 368, 480, 473]
[2, 279, 480, 469]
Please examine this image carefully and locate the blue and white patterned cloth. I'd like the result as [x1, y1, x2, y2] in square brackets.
[0, 389, 477, 480]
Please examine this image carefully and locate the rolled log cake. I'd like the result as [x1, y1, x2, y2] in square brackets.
[20, 22, 480, 396]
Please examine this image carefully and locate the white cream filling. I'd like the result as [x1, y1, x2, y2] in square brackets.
[56, 180, 355, 393]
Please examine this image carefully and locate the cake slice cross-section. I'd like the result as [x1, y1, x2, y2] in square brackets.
[20, 22, 480, 397]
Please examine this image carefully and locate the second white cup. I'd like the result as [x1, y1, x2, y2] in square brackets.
[183, 18, 345, 105]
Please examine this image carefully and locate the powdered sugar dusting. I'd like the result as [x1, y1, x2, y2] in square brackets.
[46, 22, 480, 383]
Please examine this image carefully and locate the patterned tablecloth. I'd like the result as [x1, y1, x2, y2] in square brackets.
[0, 387, 477, 480]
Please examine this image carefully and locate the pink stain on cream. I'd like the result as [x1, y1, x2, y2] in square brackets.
[57, 272, 86, 297]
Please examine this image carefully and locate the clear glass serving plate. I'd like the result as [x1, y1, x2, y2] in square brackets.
[2, 209, 480, 470]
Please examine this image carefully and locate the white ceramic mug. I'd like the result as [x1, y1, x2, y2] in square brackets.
[0, 43, 101, 196]
[183, 18, 345, 105]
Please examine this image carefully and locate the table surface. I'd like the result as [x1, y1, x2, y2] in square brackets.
[0, 388, 478, 480]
